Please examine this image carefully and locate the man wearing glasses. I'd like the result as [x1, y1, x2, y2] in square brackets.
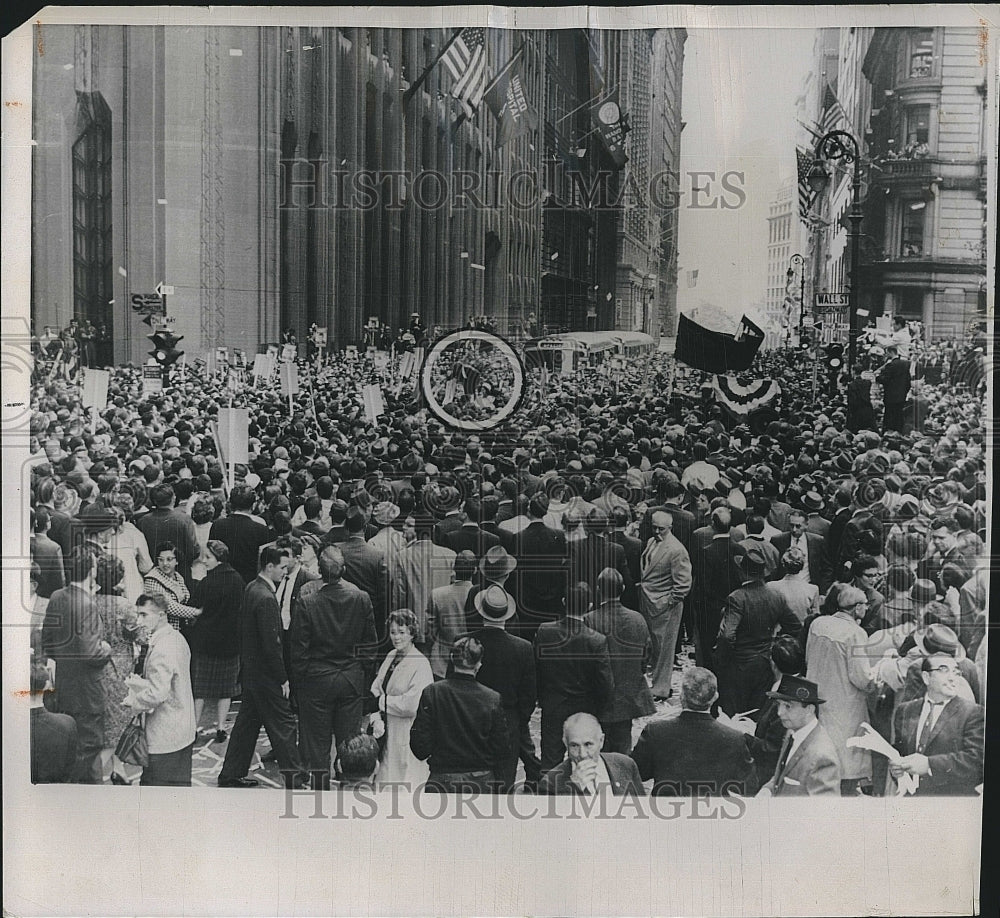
[804, 584, 878, 795]
[890, 651, 984, 796]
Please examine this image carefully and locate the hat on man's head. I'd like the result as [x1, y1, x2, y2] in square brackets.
[373, 501, 400, 526]
[915, 623, 963, 658]
[479, 545, 517, 582]
[766, 674, 825, 706]
[737, 543, 769, 570]
[474, 583, 517, 623]
[801, 490, 824, 512]
[911, 579, 938, 604]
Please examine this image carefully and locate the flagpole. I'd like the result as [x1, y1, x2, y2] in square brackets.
[401, 28, 464, 105]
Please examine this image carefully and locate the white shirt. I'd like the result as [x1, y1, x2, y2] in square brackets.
[788, 533, 811, 583]
[786, 717, 819, 765]
[915, 696, 951, 749]
[276, 565, 300, 631]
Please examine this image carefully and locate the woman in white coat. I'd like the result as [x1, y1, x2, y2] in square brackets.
[370, 609, 433, 789]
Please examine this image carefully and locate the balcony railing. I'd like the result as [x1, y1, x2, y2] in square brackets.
[871, 157, 934, 180]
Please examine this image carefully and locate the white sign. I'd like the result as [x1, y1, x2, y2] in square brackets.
[280, 361, 299, 397]
[281, 343, 297, 363]
[217, 408, 250, 466]
[81, 368, 110, 409]
[154, 282, 175, 296]
[252, 353, 274, 380]
[314, 327, 327, 347]
[345, 345, 359, 359]
[215, 346, 229, 364]
[142, 364, 163, 393]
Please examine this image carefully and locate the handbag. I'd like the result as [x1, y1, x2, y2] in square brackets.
[365, 652, 405, 757]
[115, 714, 149, 767]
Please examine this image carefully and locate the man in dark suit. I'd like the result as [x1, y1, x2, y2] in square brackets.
[630, 667, 758, 796]
[759, 675, 841, 796]
[273, 535, 320, 705]
[30, 507, 65, 599]
[137, 482, 200, 581]
[431, 486, 465, 547]
[771, 508, 833, 594]
[218, 547, 306, 788]
[891, 652, 985, 796]
[410, 636, 510, 793]
[801, 491, 830, 541]
[444, 498, 501, 558]
[534, 582, 615, 773]
[209, 483, 272, 584]
[290, 545, 379, 789]
[458, 584, 538, 792]
[691, 507, 744, 669]
[30, 659, 78, 783]
[41, 545, 111, 783]
[585, 568, 654, 753]
[539, 712, 645, 796]
[337, 507, 389, 643]
[564, 507, 632, 600]
[514, 493, 568, 644]
[877, 344, 911, 432]
[607, 505, 642, 609]
[638, 478, 695, 551]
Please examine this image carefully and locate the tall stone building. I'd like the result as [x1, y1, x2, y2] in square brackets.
[764, 179, 798, 349]
[803, 25, 990, 340]
[31, 24, 686, 363]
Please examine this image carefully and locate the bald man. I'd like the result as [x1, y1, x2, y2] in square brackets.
[538, 713, 645, 796]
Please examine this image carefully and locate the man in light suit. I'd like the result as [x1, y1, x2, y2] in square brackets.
[890, 652, 985, 796]
[539, 712, 645, 796]
[770, 509, 833, 594]
[639, 510, 692, 701]
[759, 675, 841, 796]
[427, 551, 477, 679]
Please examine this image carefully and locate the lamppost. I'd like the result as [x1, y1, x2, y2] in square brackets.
[786, 253, 805, 345]
[807, 130, 863, 375]
[642, 272, 657, 335]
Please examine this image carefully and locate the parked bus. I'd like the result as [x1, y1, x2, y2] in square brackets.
[611, 331, 658, 359]
[521, 331, 621, 373]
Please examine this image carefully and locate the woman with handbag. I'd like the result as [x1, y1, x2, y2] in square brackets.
[187, 540, 245, 744]
[368, 610, 433, 789]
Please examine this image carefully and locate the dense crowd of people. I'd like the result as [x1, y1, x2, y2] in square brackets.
[26, 322, 988, 798]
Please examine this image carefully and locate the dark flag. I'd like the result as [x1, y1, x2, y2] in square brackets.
[485, 56, 538, 146]
[674, 313, 764, 374]
[584, 29, 628, 168]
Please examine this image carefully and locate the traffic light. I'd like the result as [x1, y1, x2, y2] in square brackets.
[148, 330, 184, 368]
[825, 343, 844, 372]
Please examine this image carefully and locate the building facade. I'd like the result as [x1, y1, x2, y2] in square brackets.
[32, 25, 685, 364]
[802, 26, 989, 341]
[764, 179, 798, 349]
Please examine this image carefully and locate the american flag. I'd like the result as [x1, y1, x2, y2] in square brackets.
[796, 146, 816, 223]
[442, 27, 488, 117]
[818, 82, 849, 135]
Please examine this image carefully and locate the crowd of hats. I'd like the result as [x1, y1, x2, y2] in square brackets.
[27, 335, 986, 546]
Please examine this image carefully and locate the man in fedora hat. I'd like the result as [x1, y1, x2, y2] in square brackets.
[758, 675, 841, 796]
[715, 543, 801, 717]
[801, 490, 830, 540]
[457, 583, 538, 792]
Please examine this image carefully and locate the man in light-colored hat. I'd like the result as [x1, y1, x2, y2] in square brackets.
[368, 500, 405, 557]
[458, 583, 537, 791]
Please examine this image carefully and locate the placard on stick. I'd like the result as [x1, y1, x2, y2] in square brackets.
[81, 368, 110, 410]
[216, 407, 250, 468]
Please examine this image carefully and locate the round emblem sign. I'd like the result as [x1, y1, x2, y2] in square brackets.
[795, 687, 811, 701]
[418, 329, 526, 432]
[597, 101, 621, 125]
